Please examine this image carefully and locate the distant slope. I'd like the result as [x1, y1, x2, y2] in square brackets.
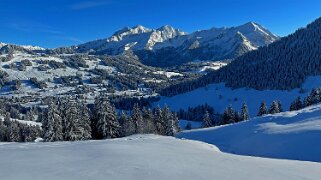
[157, 76, 321, 117]
[177, 103, 321, 163]
[1, 135, 321, 180]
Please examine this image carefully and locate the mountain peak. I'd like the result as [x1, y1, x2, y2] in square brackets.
[132, 25, 151, 33]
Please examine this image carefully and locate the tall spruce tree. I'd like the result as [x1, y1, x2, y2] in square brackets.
[94, 95, 120, 139]
[269, 101, 281, 114]
[202, 110, 212, 128]
[257, 102, 268, 116]
[241, 103, 250, 121]
[43, 102, 63, 142]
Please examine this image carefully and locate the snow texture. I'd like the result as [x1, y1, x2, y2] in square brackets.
[178, 103, 321, 162]
[0, 135, 320, 180]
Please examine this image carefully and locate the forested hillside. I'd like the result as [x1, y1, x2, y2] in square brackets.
[161, 17, 321, 96]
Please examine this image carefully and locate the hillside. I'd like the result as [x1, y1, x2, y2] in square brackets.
[156, 76, 321, 116]
[1, 135, 321, 180]
[177, 103, 321, 162]
[160, 17, 321, 96]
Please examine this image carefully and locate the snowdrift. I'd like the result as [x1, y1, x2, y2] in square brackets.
[177, 104, 321, 162]
[0, 135, 320, 180]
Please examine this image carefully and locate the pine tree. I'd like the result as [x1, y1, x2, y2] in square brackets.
[269, 101, 280, 114]
[64, 101, 79, 141]
[42, 102, 63, 142]
[78, 101, 92, 140]
[4, 112, 11, 126]
[165, 112, 179, 136]
[290, 97, 303, 111]
[94, 95, 120, 139]
[142, 108, 156, 134]
[257, 102, 268, 116]
[131, 104, 144, 134]
[241, 103, 250, 121]
[154, 106, 165, 135]
[202, 110, 212, 128]
[277, 100, 283, 112]
[8, 121, 20, 142]
[223, 105, 235, 124]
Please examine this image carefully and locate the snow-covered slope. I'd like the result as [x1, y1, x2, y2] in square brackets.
[156, 76, 321, 117]
[0, 135, 320, 180]
[177, 104, 321, 162]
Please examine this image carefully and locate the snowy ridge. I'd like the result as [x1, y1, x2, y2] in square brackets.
[75, 25, 187, 54]
[71, 22, 278, 66]
[0, 134, 320, 180]
[177, 103, 321, 162]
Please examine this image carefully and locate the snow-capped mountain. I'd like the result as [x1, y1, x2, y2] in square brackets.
[74, 25, 187, 54]
[0, 42, 45, 54]
[71, 22, 279, 66]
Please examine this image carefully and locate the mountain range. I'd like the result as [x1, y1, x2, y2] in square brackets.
[71, 22, 279, 66]
[0, 22, 278, 67]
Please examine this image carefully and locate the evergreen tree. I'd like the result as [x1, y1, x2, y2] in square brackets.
[277, 100, 283, 112]
[154, 106, 165, 135]
[257, 102, 268, 116]
[42, 102, 63, 142]
[8, 121, 20, 142]
[4, 112, 11, 126]
[241, 103, 250, 121]
[223, 105, 235, 124]
[131, 104, 144, 134]
[202, 110, 212, 128]
[165, 112, 179, 136]
[94, 95, 120, 139]
[290, 97, 303, 111]
[269, 101, 281, 114]
[142, 108, 156, 134]
[64, 101, 80, 141]
[78, 101, 92, 140]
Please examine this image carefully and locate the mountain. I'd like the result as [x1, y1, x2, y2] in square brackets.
[71, 23, 278, 67]
[160, 17, 321, 96]
[0, 42, 45, 54]
[73, 25, 187, 55]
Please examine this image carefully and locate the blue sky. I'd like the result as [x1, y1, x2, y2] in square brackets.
[1, 0, 320, 48]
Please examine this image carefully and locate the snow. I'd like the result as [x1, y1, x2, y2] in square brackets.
[0, 116, 42, 126]
[156, 76, 321, 117]
[0, 135, 320, 180]
[153, 71, 183, 78]
[177, 103, 321, 163]
[199, 61, 228, 72]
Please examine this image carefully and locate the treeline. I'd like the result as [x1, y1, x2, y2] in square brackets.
[181, 103, 250, 130]
[290, 87, 321, 111]
[178, 104, 215, 122]
[42, 94, 179, 142]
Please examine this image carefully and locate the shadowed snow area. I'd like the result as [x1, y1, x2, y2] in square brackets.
[0, 135, 320, 180]
[177, 104, 321, 163]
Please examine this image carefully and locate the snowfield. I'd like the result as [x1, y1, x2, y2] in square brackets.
[178, 103, 321, 163]
[0, 135, 321, 180]
[156, 76, 321, 116]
